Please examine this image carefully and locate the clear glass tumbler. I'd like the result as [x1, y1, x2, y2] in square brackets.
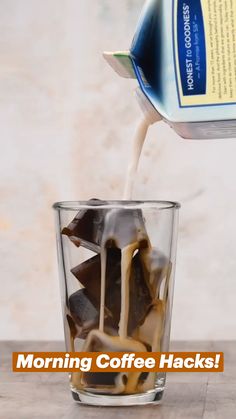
[53, 200, 180, 406]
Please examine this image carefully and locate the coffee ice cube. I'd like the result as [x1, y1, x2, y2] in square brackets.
[62, 201, 148, 253]
[71, 249, 121, 307]
[102, 208, 149, 249]
[83, 372, 120, 389]
[140, 248, 170, 297]
[103, 250, 153, 334]
[68, 289, 99, 339]
[71, 249, 121, 331]
[128, 251, 153, 334]
[62, 199, 108, 252]
[71, 250, 152, 334]
[81, 330, 147, 394]
[71, 254, 101, 302]
[136, 300, 166, 392]
[137, 299, 165, 351]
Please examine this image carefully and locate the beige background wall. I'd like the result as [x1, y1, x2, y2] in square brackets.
[1, 0, 236, 340]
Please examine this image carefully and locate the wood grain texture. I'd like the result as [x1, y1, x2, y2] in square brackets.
[0, 341, 235, 419]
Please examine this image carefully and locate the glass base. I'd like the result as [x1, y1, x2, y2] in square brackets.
[71, 387, 164, 406]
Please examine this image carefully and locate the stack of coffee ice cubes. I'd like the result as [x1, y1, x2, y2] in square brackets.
[62, 200, 170, 394]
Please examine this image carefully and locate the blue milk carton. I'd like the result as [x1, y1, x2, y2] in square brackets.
[104, 0, 236, 139]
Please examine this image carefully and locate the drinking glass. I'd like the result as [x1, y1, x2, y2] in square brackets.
[53, 200, 180, 406]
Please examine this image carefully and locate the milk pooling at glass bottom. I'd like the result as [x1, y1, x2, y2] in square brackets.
[54, 200, 180, 406]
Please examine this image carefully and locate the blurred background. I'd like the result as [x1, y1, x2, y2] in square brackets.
[1, 0, 236, 341]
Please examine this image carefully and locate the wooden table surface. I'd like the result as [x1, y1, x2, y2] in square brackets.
[0, 341, 235, 419]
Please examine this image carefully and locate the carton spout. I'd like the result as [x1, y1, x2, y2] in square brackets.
[103, 51, 162, 125]
[103, 51, 135, 79]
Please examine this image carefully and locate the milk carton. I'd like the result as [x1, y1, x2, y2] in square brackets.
[104, 0, 236, 139]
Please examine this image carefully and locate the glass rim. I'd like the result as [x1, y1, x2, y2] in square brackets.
[53, 200, 181, 211]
